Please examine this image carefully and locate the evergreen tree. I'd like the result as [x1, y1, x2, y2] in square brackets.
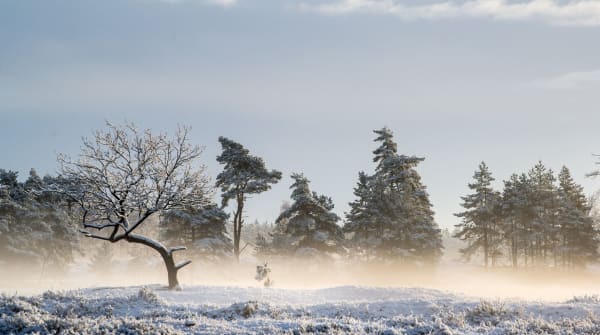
[0, 169, 26, 201]
[271, 173, 345, 258]
[24, 168, 43, 193]
[161, 204, 233, 261]
[216, 137, 282, 261]
[0, 169, 19, 189]
[344, 172, 378, 257]
[502, 171, 553, 268]
[344, 128, 443, 263]
[526, 161, 558, 266]
[454, 162, 502, 267]
[500, 174, 525, 268]
[557, 166, 599, 268]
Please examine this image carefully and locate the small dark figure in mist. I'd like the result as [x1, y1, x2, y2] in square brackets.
[255, 262, 273, 287]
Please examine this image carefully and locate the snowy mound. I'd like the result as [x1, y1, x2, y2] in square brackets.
[2, 285, 600, 334]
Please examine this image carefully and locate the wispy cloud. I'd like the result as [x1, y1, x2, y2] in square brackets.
[204, 0, 237, 7]
[298, 0, 600, 27]
[531, 69, 600, 90]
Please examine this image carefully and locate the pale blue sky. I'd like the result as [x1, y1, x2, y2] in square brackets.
[2, 0, 600, 229]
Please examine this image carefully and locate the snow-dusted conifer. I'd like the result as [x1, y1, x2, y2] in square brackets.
[526, 161, 558, 267]
[454, 162, 502, 267]
[0, 169, 26, 201]
[345, 127, 443, 263]
[557, 166, 599, 267]
[24, 168, 43, 192]
[271, 173, 345, 258]
[344, 172, 378, 257]
[500, 173, 530, 268]
[216, 137, 282, 261]
[161, 204, 233, 261]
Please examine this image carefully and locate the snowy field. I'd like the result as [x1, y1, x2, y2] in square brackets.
[3, 284, 600, 334]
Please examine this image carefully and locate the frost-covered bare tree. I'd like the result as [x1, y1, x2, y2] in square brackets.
[57, 122, 211, 289]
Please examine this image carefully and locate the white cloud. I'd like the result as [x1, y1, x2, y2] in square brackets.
[298, 0, 600, 27]
[204, 0, 237, 7]
[531, 69, 600, 90]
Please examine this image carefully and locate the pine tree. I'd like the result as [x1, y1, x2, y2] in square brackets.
[526, 161, 558, 266]
[161, 204, 233, 261]
[454, 162, 502, 267]
[500, 174, 523, 268]
[0, 169, 26, 201]
[344, 172, 378, 257]
[271, 173, 345, 258]
[557, 166, 599, 268]
[24, 168, 43, 193]
[216, 137, 282, 261]
[344, 128, 443, 263]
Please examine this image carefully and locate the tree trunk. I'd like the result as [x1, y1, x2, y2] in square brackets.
[125, 234, 189, 290]
[483, 228, 489, 268]
[165, 257, 180, 289]
[233, 210, 240, 261]
[233, 193, 244, 262]
[511, 221, 518, 268]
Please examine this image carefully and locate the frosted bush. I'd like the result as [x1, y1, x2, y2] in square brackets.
[135, 287, 163, 305]
[465, 300, 518, 326]
[255, 262, 273, 287]
[567, 295, 600, 304]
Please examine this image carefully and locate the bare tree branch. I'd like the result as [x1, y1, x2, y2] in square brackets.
[79, 229, 114, 241]
[175, 260, 192, 270]
[170, 246, 187, 254]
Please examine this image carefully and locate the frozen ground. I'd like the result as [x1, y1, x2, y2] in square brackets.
[2, 285, 600, 334]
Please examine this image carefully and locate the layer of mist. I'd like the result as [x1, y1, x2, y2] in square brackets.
[3, 254, 600, 302]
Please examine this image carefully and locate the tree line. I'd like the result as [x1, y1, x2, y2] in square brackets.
[454, 161, 599, 269]
[161, 126, 443, 265]
[0, 121, 598, 289]
[0, 169, 80, 275]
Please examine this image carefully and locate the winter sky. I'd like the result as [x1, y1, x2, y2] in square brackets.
[2, 0, 600, 229]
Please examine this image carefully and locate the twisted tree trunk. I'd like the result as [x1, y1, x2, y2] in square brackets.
[126, 234, 191, 290]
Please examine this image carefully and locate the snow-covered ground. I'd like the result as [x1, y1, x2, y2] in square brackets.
[3, 284, 600, 334]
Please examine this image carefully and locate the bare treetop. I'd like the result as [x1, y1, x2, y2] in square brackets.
[56, 122, 213, 288]
[58, 122, 211, 242]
